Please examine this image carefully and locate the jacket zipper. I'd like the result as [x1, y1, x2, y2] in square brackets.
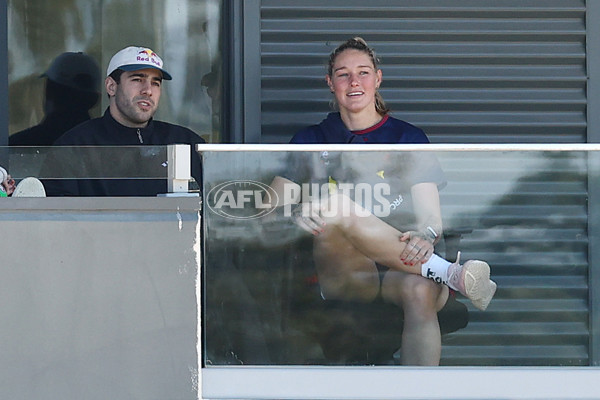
[136, 129, 144, 144]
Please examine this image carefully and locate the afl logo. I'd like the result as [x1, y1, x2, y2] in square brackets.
[206, 180, 279, 220]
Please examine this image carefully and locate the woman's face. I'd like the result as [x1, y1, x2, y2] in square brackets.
[327, 49, 382, 115]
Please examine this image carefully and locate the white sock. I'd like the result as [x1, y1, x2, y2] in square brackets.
[421, 254, 451, 285]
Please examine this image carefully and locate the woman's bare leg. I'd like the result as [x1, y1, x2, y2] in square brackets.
[310, 192, 449, 365]
[317, 193, 423, 274]
[311, 192, 496, 311]
[312, 224, 448, 365]
[311, 192, 434, 302]
[382, 271, 448, 365]
[312, 223, 382, 302]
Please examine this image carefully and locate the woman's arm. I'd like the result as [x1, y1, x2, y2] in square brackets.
[411, 182, 443, 245]
[398, 182, 443, 264]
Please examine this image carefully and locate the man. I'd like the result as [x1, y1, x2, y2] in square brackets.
[44, 46, 205, 196]
[9, 51, 101, 146]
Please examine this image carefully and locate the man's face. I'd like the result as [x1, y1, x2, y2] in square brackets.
[106, 68, 163, 128]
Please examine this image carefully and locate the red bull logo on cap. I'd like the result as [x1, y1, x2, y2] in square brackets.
[107, 46, 172, 79]
[137, 48, 162, 68]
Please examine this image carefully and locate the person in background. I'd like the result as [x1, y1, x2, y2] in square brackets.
[44, 46, 205, 196]
[9, 52, 101, 146]
[270, 37, 496, 365]
[0, 166, 16, 197]
[0, 165, 45, 197]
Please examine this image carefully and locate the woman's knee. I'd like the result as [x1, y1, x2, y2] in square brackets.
[383, 274, 441, 310]
[320, 193, 368, 227]
[404, 277, 440, 305]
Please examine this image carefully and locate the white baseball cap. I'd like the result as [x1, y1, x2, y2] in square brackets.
[106, 46, 172, 80]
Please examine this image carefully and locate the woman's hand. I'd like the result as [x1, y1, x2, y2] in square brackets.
[292, 202, 326, 236]
[399, 231, 434, 266]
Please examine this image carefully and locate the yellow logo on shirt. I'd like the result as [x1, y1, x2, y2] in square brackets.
[328, 176, 338, 194]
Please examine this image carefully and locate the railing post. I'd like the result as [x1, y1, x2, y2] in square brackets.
[167, 144, 191, 194]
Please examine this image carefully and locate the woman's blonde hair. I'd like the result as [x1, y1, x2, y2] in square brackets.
[327, 37, 390, 116]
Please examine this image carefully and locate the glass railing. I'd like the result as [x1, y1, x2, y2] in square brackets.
[4, 144, 600, 399]
[199, 144, 600, 400]
[1, 145, 200, 196]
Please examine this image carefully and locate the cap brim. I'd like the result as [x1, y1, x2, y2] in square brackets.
[118, 64, 172, 80]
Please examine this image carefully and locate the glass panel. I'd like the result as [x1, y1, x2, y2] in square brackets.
[0, 145, 201, 196]
[201, 147, 596, 367]
[6, 146, 168, 179]
[8, 0, 221, 144]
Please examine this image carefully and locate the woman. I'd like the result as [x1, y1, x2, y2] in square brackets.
[271, 37, 496, 365]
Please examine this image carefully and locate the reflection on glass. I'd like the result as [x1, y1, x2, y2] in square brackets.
[0, 145, 204, 197]
[4, 146, 168, 180]
[202, 149, 592, 367]
[8, 0, 221, 144]
[9, 52, 101, 147]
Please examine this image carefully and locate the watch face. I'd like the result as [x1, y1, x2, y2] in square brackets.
[426, 226, 438, 239]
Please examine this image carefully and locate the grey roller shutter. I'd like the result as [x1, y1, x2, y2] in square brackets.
[260, 0, 586, 144]
[438, 150, 589, 366]
[257, 0, 591, 366]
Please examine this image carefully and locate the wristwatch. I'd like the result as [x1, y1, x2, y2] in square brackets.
[425, 226, 439, 242]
